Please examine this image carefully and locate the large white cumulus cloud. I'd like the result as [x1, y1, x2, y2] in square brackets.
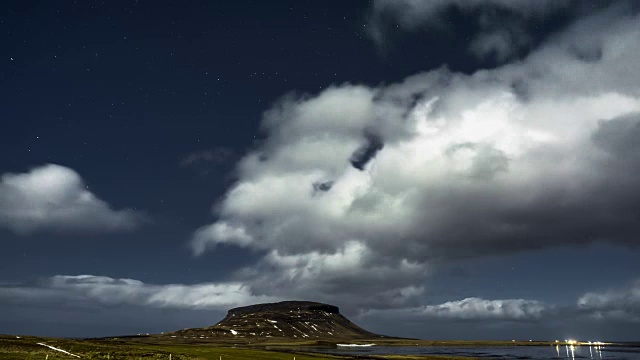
[0, 164, 146, 234]
[191, 5, 640, 307]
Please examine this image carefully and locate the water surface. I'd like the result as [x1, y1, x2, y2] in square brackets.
[302, 344, 640, 360]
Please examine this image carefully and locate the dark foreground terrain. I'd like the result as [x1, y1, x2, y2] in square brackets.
[0, 301, 601, 359]
[2, 334, 594, 360]
[0, 334, 486, 360]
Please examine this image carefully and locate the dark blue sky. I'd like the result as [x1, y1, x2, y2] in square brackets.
[1, 0, 640, 340]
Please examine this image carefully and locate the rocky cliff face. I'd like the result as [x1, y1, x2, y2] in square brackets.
[169, 301, 382, 340]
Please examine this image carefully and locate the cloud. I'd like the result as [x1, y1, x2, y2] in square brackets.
[370, 0, 570, 26]
[5, 274, 638, 334]
[180, 148, 236, 167]
[368, 0, 574, 60]
[577, 280, 640, 322]
[0, 164, 147, 235]
[468, 28, 531, 62]
[420, 298, 548, 320]
[239, 241, 429, 309]
[0, 275, 279, 310]
[365, 297, 549, 321]
[0, 274, 545, 323]
[188, 5, 640, 307]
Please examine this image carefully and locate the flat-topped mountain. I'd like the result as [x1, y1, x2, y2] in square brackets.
[167, 301, 384, 341]
[227, 301, 339, 317]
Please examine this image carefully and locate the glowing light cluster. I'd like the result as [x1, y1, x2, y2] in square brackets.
[562, 339, 606, 346]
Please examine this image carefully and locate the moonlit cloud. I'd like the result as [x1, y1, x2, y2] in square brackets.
[370, 0, 571, 26]
[0, 275, 279, 310]
[0, 274, 547, 323]
[419, 298, 548, 320]
[188, 5, 640, 308]
[368, 0, 575, 60]
[0, 164, 147, 235]
[469, 28, 530, 62]
[365, 297, 549, 321]
[180, 148, 237, 176]
[240, 241, 429, 309]
[181, 148, 235, 165]
[578, 280, 640, 322]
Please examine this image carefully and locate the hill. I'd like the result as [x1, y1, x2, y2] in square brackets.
[165, 301, 385, 341]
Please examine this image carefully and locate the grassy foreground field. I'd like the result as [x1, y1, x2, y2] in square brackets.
[0, 335, 477, 360]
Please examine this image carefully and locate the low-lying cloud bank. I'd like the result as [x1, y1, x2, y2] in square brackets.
[363, 297, 550, 321]
[189, 3, 640, 308]
[4, 275, 640, 326]
[0, 275, 279, 310]
[0, 164, 146, 235]
[411, 297, 548, 321]
[578, 280, 640, 322]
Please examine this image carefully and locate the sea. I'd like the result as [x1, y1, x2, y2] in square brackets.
[300, 344, 640, 360]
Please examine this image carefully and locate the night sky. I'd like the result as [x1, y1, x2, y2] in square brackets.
[2, 0, 640, 341]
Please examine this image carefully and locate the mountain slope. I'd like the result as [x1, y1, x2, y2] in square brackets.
[167, 301, 384, 341]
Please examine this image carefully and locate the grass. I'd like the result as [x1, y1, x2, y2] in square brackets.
[0, 335, 478, 360]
